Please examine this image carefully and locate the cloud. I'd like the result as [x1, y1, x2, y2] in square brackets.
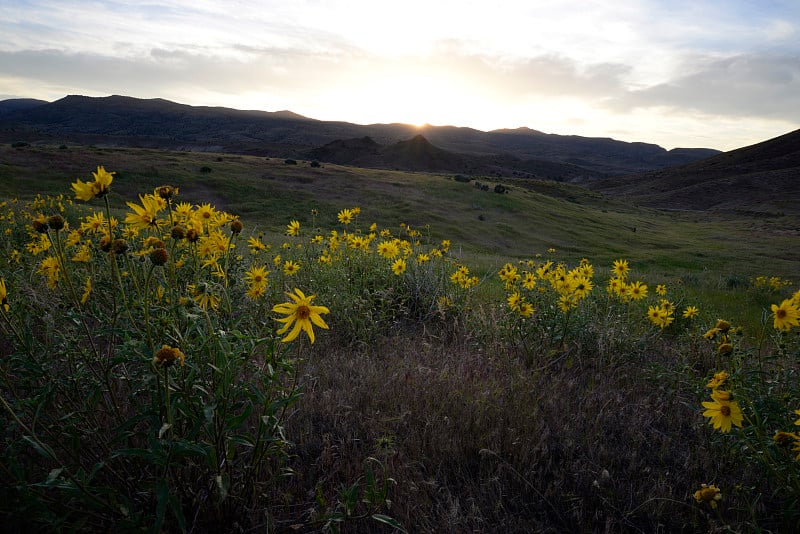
[609, 53, 800, 120]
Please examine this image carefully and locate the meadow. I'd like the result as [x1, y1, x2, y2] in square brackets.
[1, 143, 799, 532]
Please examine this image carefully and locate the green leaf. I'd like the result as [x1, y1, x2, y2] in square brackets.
[371, 514, 408, 533]
[46, 467, 64, 485]
[22, 435, 56, 459]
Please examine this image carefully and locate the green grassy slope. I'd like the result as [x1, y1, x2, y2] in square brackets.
[2, 143, 797, 284]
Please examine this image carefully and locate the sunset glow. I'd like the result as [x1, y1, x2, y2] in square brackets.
[1, 0, 799, 150]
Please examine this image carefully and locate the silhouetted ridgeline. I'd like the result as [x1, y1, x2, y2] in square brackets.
[1, 94, 717, 177]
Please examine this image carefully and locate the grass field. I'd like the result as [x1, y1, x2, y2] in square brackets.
[1, 143, 799, 532]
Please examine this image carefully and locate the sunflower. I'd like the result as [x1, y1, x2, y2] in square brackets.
[0, 278, 9, 312]
[190, 283, 220, 310]
[702, 395, 744, 433]
[153, 345, 186, 367]
[71, 166, 114, 201]
[705, 371, 728, 389]
[125, 193, 166, 230]
[377, 240, 400, 259]
[693, 484, 722, 508]
[245, 265, 270, 289]
[272, 288, 330, 343]
[683, 305, 699, 319]
[518, 302, 535, 318]
[37, 256, 61, 288]
[507, 291, 523, 311]
[337, 208, 354, 225]
[626, 281, 648, 301]
[611, 259, 629, 279]
[771, 299, 800, 332]
[283, 260, 301, 276]
[391, 258, 407, 276]
[286, 220, 301, 236]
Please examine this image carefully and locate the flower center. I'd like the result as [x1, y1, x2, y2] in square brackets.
[296, 305, 311, 320]
[777, 309, 787, 319]
[720, 405, 731, 416]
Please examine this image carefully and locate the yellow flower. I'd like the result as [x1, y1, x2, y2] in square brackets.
[647, 304, 674, 328]
[80, 277, 92, 305]
[153, 345, 186, 367]
[71, 166, 114, 201]
[507, 291, 523, 311]
[0, 278, 9, 312]
[656, 284, 667, 296]
[522, 272, 537, 291]
[771, 299, 800, 332]
[194, 203, 217, 225]
[518, 302, 535, 318]
[377, 240, 400, 259]
[246, 284, 266, 300]
[286, 220, 301, 236]
[125, 193, 166, 230]
[773, 431, 798, 447]
[683, 305, 699, 319]
[391, 258, 406, 275]
[693, 484, 722, 508]
[154, 185, 179, 200]
[626, 281, 648, 300]
[571, 276, 593, 299]
[558, 294, 577, 313]
[611, 259, 629, 279]
[190, 283, 220, 310]
[72, 244, 91, 263]
[337, 208, 354, 225]
[702, 396, 744, 433]
[272, 288, 330, 343]
[283, 260, 300, 276]
[248, 235, 267, 252]
[717, 342, 734, 355]
[37, 256, 61, 288]
[706, 371, 728, 389]
[245, 265, 270, 290]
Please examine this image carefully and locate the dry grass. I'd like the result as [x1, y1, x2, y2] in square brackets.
[273, 327, 749, 533]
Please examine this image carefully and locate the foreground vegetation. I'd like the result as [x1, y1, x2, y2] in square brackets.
[1, 149, 799, 532]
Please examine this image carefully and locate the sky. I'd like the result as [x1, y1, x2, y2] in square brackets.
[1, 0, 799, 151]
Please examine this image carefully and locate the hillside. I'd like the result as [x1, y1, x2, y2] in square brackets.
[0, 94, 717, 175]
[307, 134, 604, 180]
[587, 128, 800, 214]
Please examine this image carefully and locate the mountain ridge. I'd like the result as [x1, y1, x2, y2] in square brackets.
[0, 94, 718, 176]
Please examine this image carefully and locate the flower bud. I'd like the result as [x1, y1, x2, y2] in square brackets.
[150, 248, 169, 266]
[47, 214, 66, 231]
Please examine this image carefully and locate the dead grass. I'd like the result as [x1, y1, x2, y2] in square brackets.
[273, 328, 761, 533]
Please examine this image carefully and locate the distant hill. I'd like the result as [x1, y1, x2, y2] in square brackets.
[307, 134, 605, 180]
[0, 94, 719, 176]
[586, 128, 800, 214]
[0, 98, 48, 117]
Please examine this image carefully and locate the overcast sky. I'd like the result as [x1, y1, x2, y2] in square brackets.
[1, 0, 799, 150]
